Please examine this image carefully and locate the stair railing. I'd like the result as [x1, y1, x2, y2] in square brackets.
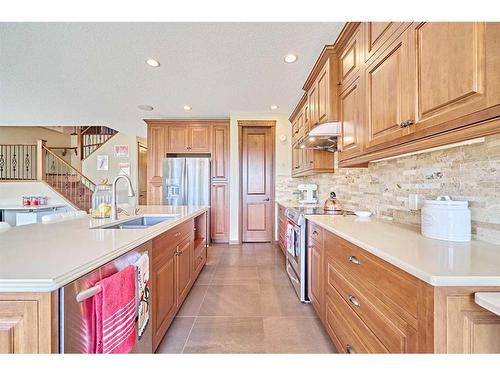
[0, 144, 37, 180]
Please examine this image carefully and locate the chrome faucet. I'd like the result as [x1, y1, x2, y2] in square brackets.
[111, 175, 136, 220]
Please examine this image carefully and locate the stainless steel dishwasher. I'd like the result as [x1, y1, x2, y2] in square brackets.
[60, 241, 152, 353]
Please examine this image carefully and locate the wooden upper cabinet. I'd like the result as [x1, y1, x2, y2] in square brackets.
[339, 78, 364, 160]
[317, 65, 330, 124]
[365, 31, 411, 150]
[167, 125, 211, 153]
[364, 22, 407, 62]
[147, 125, 166, 205]
[212, 125, 229, 180]
[406, 22, 494, 135]
[167, 126, 189, 152]
[188, 126, 211, 152]
[308, 85, 319, 128]
[339, 26, 361, 87]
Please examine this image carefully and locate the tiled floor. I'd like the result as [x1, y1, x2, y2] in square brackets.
[156, 243, 336, 354]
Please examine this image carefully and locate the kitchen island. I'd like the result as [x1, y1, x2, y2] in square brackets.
[0, 205, 209, 353]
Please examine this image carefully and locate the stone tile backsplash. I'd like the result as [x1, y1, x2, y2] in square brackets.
[276, 134, 500, 245]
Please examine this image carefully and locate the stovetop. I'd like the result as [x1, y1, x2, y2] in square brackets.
[287, 206, 354, 216]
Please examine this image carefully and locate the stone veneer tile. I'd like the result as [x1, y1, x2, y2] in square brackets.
[276, 133, 500, 245]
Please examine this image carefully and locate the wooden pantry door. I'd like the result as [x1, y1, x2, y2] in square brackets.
[239, 121, 275, 242]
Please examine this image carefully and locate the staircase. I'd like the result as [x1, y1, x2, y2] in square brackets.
[80, 126, 118, 160]
[42, 144, 95, 212]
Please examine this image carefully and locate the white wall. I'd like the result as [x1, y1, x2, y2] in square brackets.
[228, 112, 293, 242]
[0, 181, 73, 207]
[82, 132, 139, 203]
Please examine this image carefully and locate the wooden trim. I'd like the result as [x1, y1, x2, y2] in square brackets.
[288, 93, 308, 123]
[238, 120, 276, 243]
[237, 120, 277, 127]
[333, 22, 362, 52]
[303, 45, 336, 91]
[144, 118, 230, 127]
[339, 115, 500, 167]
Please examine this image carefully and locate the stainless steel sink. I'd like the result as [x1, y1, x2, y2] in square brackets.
[94, 215, 180, 229]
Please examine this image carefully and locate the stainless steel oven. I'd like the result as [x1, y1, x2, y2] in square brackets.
[284, 208, 308, 303]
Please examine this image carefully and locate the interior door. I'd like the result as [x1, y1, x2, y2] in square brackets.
[138, 143, 148, 205]
[241, 126, 274, 242]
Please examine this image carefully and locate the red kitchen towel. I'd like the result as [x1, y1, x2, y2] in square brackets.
[95, 265, 137, 354]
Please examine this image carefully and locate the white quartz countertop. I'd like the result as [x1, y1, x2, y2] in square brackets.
[0, 205, 208, 292]
[305, 215, 500, 287]
[0, 204, 66, 211]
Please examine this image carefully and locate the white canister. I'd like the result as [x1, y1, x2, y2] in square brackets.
[421, 196, 471, 242]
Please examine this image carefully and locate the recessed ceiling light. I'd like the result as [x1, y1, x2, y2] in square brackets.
[270, 105, 278, 110]
[284, 54, 298, 63]
[300, 145, 305, 149]
[183, 105, 192, 111]
[146, 58, 160, 67]
[137, 105, 154, 111]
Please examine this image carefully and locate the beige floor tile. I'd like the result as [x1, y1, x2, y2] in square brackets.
[263, 317, 337, 354]
[195, 264, 216, 285]
[183, 317, 266, 353]
[260, 283, 316, 317]
[257, 264, 291, 285]
[199, 284, 262, 316]
[155, 317, 195, 354]
[212, 265, 260, 284]
[177, 284, 209, 317]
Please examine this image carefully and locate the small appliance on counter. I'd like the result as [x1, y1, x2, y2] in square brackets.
[297, 184, 318, 205]
[323, 191, 342, 211]
[421, 196, 471, 242]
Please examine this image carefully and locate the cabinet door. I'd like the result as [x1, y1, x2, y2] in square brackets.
[339, 78, 363, 160]
[307, 241, 324, 320]
[176, 237, 192, 307]
[308, 84, 319, 129]
[212, 125, 229, 180]
[364, 22, 406, 62]
[365, 32, 411, 150]
[147, 126, 166, 204]
[188, 126, 211, 152]
[291, 147, 300, 175]
[317, 64, 330, 124]
[210, 181, 229, 243]
[0, 301, 38, 353]
[152, 250, 176, 347]
[339, 28, 361, 86]
[407, 22, 490, 135]
[167, 126, 189, 152]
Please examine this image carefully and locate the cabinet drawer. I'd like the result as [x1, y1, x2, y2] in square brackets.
[324, 289, 388, 353]
[193, 245, 206, 275]
[326, 261, 417, 353]
[152, 219, 194, 261]
[325, 231, 418, 317]
[307, 221, 323, 245]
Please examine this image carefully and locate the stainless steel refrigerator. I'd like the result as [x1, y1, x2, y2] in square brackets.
[162, 157, 211, 206]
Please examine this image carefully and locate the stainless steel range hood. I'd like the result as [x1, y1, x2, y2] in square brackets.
[296, 122, 341, 152]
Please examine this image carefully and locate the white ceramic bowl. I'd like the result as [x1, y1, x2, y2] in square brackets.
[354, 211, 372, 218]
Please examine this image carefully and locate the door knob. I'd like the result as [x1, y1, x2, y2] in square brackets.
[263, 198, 270, 201]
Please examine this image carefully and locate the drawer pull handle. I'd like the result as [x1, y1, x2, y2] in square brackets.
[348, 255, 361, 265]
[346, 344, 355, 354]
[348, 295, 360, 307]
[313, 230, 319, 236]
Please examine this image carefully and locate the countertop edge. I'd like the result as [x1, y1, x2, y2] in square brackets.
[0, 207, 209, 293]
[475, 293, 500, 316]
[305, 215, 500, 288]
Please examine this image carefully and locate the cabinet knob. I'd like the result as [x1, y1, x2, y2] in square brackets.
[348, 255, 361, 265]
[346, 344, 355, 354]
[348, 295, 360, 307]
[175, 232, 180, 237]
[400, 119, 415, 128]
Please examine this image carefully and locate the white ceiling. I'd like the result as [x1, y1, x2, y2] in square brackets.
[0, 22, 344, 137]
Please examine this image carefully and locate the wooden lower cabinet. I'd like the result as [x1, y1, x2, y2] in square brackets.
[307, 223, 324, 321]
[0, 292, 56, 353]
[211, 181, 229, 243]
[151, 213, 207, 350]
[306, 223, 500, 353]
[277, 204, 287, 254]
